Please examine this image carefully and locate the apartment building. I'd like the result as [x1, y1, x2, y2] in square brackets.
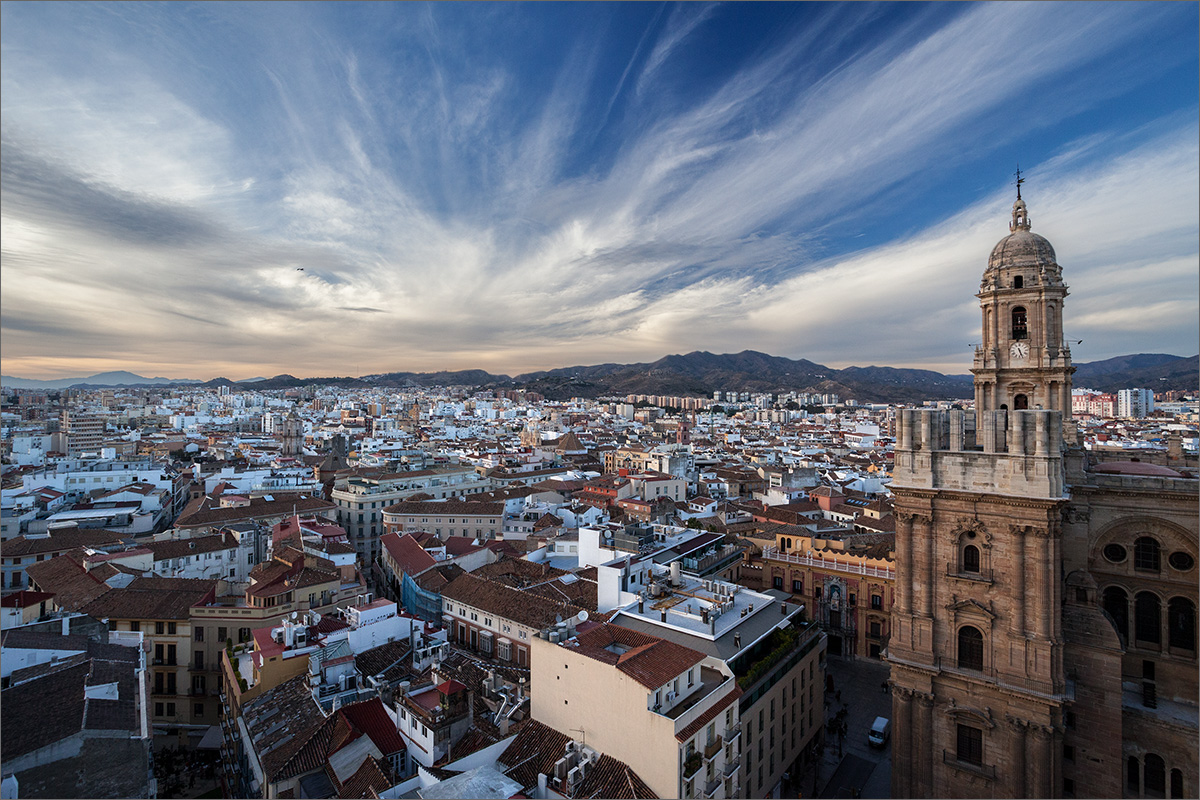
[532, 620, 742, 799]
[380, 499, 505, 540]
[601, 564, 828, 799]
[331, 466, 494, 563]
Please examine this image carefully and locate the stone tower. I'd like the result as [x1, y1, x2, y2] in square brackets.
[889, 191, 1075, 798]
[971, 190, 1074, 416]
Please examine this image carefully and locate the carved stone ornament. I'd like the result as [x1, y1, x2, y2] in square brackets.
[944, 700, 996, 729]
[946, 597, 997, 621]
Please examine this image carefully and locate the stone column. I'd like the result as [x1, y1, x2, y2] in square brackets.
[1010, 525, 1027, 637]
[1034, 530, 1051, 639]
[892, 688, 914, 798]
[896, 514, 913, 616]
[1006, 716, 1028, 799]
[1030, 724, 1053, 798]
[916, 692, 935, 796]
[919, 516, 934, 618]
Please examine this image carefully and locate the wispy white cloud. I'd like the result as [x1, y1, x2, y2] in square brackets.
[1, 2, 1195, 380]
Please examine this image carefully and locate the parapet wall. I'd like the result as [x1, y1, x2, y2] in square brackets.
[892, 408, 1065, 499]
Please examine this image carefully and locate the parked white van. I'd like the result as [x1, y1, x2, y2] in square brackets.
[868, 716, 891, 747]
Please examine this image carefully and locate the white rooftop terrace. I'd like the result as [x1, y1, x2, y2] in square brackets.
[614, 566, 780, 642]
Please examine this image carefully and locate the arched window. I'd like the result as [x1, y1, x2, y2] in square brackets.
[1103, 587, 1129, 641]
[1145, 754, 1166, 798]
[963, 545, 980, 573]
[1171, 768, 1184, 798]
[1128, 756, 1140, 793]
[1135, 592, 1162, 645]
[1135, 537, 1161, 572]
[1013, 394, 1029, 410]
[1011, 306, 1028, 340]
[957, 626, 984, 671]
[1168, 597, 1196, 650]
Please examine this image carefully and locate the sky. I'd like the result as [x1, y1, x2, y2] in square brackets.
[2, 2, 1197, 382]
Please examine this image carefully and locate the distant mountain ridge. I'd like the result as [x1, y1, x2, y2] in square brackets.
[0, 371, 202, 390]
[3, 352, 1194, 402]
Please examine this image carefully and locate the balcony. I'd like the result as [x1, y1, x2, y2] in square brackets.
[942, 749, 996, 779]
[703, 736, 723, 761]
[724, 722, 741, 742]
[931, 656, 1076, 701]
[723, 758, 739, 778]
[704, 776, 722, 797]
[945, 563, 994, 584]
[683, 753, 703, 779]
[762, 546, 894, 580]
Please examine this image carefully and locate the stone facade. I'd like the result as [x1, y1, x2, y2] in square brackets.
[889, 194, 1198, 799]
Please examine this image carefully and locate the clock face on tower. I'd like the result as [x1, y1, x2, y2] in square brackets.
[1010, 341, 1030, 359]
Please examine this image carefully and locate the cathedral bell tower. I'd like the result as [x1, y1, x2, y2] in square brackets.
[972, 179, 1075, 416]
[889, 180, 1075, 799]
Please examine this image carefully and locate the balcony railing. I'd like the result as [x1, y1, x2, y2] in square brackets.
[704, 736, 723, 760]
[944, 563, 994, 583]
[933, 656, 1075, 700]
[723, 758, 739, 777]
[724, 722, 741, 742]
[762, 547, 895, 580]
[942, 749, 996, 779]
[704, 777, 722, 797]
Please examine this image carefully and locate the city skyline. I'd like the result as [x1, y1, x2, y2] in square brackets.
[2, 2, 1198, 382]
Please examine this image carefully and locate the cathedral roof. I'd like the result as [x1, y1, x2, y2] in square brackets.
[1092, 460, 1183, 478]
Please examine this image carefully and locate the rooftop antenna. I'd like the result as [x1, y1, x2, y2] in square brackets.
[568, 727, 586, 748]
[1014, 164, 1024, 200]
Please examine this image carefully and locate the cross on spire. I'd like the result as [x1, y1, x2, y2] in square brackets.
[1014, 165, 1025, 200]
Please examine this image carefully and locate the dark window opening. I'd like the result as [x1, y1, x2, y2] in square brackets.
[1170, 769, 1184, 798]
[1011, 306, 1028, 340]
[1145, 754, 1166, 798]
[957, 626, 984, 671]
[1014, 394, 1029, 410]
[1128, 757, 1140, 792]
[1103, 587, 1129, 641]
[1103, 543, 1127, 563]
[1014, 276, 1024, 289]
[1168, 597, 1196, 650]
[1136, 592, 1162, 645]
[956, 724, 983, 766]
[1168, 551, 1194, 571]
[1135, 537, 1161, 572]
[963, 545, 980, 573]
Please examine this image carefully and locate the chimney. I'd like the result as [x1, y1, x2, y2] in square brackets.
[734, 632, 741, 649]
[661, 609, 667, 622]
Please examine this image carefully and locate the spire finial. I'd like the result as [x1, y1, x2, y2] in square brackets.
[1009, 165, 1031, 232]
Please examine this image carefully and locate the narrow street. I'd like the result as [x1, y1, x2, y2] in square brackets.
[813, 654, 893, 799]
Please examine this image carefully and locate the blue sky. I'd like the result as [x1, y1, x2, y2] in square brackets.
[2, 1, 1197, 381]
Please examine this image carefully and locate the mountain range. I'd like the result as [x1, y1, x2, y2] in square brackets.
[5, 351, 1195, 403]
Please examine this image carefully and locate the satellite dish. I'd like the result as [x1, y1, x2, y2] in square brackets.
[576, 610, 589, 624]
[291, 611, 298, 620]
[555, 614, 563, 624]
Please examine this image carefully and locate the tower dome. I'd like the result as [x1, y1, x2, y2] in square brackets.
[987, 195, 1057, 270]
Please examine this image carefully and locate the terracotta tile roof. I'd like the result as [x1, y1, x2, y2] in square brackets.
[243, 674, 329, 783]
[442, 573, 584, 633]
[498, 720, 656, 799]
[23, 551, 110, 611]
[380, 533, 437, 577]
[81, 578, 215, 621]
[176, 494, 335, 529]
[339, 698, 407, 756]
[572, 623, 705, 690]
[2, 529, 128, 557]
[332, 755, 392, 798]
[674, 685, 742, 742]
[146, 533, 237, 561]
